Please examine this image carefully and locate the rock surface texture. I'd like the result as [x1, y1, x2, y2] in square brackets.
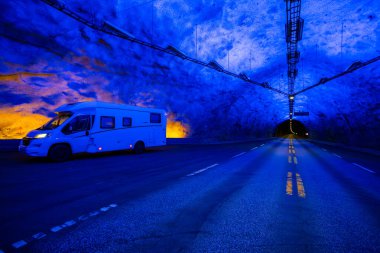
[0, 0, 379, 148]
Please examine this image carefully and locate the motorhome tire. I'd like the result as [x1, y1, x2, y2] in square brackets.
[48, 144, 72, 162]
[134, 141, 145, 154]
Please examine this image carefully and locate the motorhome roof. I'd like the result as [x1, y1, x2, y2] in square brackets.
[55, 101, 165, 113]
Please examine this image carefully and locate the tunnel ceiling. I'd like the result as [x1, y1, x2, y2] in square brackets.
[0, 0, 379, 148]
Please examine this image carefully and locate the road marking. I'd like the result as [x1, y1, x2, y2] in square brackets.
[78, 215, 89, 221]
[232, 152, 246, 158]
[292, 149, 296, 154]
[100, 206, 111, 212]
[187, 163, 219, 176]
[89, 211, 100, 217]
[296, 173, 306, 198]
[260, 144, 265, 146]
[286, 172, 293, 195]
[12, 240, 27, 249]
[322, 148, 327, 151]
[51, 220, 76, 232]
[288, 156, 292, 163]
[333, 153, 342, 158]
[352, 163, 375, 174]
[51, 225, 63, 232]
[64, 220, 76, 227]
[32, 232, 46, 240]
[251, 146, 258, 150]
[9, 203, 119, 251]
[293, 157, 298, 164]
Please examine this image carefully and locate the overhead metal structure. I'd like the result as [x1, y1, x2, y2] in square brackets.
[284, 0, 304, 119]
[293, 55, 380, 96]
[39, 0, 287, 95]
[39, 0, 380, 119]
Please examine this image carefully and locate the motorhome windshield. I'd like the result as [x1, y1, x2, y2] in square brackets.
[39, 113, 72, 130]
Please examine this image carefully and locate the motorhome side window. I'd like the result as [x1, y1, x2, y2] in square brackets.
[100, 116, 115, 129]
[150, 113, 161, 123]
[62, 115, 91, 134]
[123, 117, 132, 127]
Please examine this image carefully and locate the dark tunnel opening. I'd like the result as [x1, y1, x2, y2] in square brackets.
[274, 119, 308, 138]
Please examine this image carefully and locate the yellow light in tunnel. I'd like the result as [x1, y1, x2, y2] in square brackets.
[166, 119, 190, 138]
[166, 113, 190, 138]
[0, 108, 49, 139]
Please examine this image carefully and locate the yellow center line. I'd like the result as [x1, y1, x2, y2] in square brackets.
[296, 173, 306, 198]
[286, 172, 293, 195]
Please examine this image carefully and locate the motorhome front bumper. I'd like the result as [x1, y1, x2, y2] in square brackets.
[19, 139, 49, 157]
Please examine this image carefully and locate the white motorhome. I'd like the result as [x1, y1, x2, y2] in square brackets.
[19, 102, 166, 161]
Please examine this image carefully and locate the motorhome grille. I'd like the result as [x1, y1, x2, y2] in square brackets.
[22, 138, 32, 146]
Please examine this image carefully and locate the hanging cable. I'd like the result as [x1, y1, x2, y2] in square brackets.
[39, 0, 287, 95]
[293, 55, 380, 96]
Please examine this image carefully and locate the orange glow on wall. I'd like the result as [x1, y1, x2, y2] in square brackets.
[166, 113, 190, 138]
[0, 108, 49, 139]
[0, 72, 55, 82]
[0, 108, 191, 139]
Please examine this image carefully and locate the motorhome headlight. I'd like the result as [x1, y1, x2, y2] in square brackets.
[35, 133, 50, 139]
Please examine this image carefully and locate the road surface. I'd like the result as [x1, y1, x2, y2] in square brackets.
[0, 137, 379, 252]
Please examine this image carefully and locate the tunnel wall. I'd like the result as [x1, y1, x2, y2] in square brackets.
[0, 0, 379, 148]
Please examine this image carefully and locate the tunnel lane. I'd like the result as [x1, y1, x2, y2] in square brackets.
[0, 137, 379, 252]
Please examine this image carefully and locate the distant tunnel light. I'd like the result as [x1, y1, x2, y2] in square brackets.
[289, 95, 295, 100]
[98, 147, 102, 151]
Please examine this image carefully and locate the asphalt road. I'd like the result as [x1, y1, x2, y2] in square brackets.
[0, 137, 379, 252]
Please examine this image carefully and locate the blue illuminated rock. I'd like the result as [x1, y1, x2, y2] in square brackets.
[0, 0, 379, 148]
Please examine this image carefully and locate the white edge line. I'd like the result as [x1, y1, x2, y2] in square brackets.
[51, 225, 63, 232]
[352, 163, 375, 173]
[12, 240, 27, 249]
[187, 163, 219, 176]
[260, 144, 265, 146]
[232, 152, 246, 158]
[11, 202, 119, 250]
[333, 153, 342, 158]
[322, 148, 327, 151]
[251, 147, 258, 150]
[32, 232, 47, 240]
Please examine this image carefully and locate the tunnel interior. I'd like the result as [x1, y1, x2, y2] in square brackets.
[275, 119, 308, 138]
[0, 1, 379, 149]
